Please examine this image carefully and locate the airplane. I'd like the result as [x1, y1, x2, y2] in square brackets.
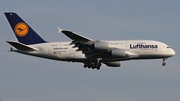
[4, 12, 175, 70]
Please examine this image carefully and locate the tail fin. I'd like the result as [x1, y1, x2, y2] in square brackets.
[4, 12, 46, 45]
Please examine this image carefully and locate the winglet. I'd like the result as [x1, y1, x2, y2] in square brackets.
[57, 27, 62, 33]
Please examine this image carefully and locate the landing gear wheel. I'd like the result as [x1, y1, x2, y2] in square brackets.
[162, 62, 166, 66]
[83, 62, 102, 70]
[162, 58, 167, 66]
[97, 67, 100, 70]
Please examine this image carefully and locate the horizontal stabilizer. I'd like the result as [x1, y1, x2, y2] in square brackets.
[7, 41, 37, 51]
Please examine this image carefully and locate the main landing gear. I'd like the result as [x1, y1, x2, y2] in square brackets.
[84, 62, 102, 70]
[162, 58, 166, 66]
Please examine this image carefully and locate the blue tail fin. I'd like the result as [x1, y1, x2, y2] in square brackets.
[4, 12, 46, 45]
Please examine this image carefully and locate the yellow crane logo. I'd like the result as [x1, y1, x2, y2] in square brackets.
[14, 22, 29, 37]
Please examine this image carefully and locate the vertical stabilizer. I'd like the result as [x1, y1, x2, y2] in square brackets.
[4, 12, 46, 45]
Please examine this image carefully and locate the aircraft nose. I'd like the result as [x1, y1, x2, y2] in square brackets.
[170, 48, 175, 56]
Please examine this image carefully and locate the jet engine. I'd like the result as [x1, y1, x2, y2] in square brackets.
[93, 41, 109, 50]
[104, 61, 121, 67]
[111, 49, 126, 58]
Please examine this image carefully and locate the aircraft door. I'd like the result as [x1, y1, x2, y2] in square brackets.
[67, 48, 74, 59]
[69, 48, 73, 54]
[158, 46, 163, 52]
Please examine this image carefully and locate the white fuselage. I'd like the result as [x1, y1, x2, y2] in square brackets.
[13, 40, 175, 63]
[4, 12, 175, 69]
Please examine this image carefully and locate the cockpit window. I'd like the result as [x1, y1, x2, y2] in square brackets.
[167, 47, 170, 48]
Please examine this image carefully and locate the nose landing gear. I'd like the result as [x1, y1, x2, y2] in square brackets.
[162, 58, 166, 66]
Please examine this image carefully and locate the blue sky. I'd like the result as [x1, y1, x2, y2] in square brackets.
[0, 0, 180, 101]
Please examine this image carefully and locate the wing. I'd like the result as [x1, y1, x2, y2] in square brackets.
[57, 27, 93, 41]
[62, 30, 93, 42]
[60, 29, 109, 59]
[60, 29, 139, 60]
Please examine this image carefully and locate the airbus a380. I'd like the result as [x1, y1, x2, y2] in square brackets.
[5, 12, 175, 70]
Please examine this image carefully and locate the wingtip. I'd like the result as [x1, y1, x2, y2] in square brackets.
[57, 27, 63, 33]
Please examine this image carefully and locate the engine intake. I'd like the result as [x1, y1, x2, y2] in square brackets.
[111, 49, 126, 58]
[93, 41, 109, 50]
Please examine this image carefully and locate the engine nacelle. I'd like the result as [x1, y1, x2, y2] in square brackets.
[104, 61, 121, 67]
[111, 49, 126, 58]
[93, 41, 109, 50]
